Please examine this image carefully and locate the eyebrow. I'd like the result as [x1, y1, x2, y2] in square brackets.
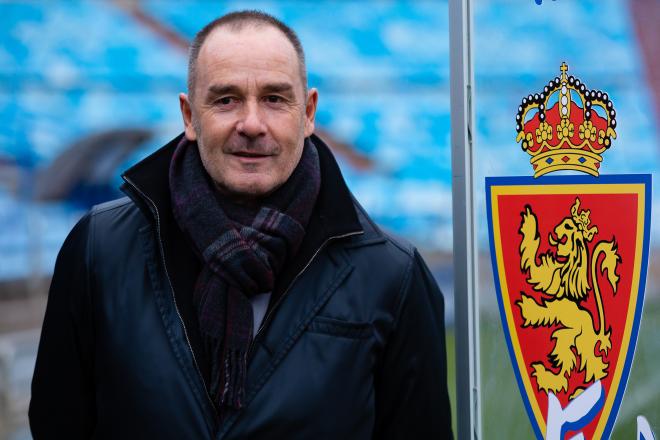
[206, 82, 295, 97]
[206, 84, 242, 98]
[261, 82, 294, 95]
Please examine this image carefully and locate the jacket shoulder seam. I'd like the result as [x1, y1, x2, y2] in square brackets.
[381, 230, 415, 258]
[89, 197, 134, 216]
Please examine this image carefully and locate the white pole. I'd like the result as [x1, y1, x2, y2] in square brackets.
[449, 0, 481, 438]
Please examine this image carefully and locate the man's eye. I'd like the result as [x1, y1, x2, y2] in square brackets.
[265, 95, 283, 103]
[217, 97, 234, 105]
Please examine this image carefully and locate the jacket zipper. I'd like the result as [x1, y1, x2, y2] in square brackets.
[246, 230, 364, 361]
[122, 176, 217, 412]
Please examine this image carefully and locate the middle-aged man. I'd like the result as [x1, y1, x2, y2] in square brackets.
[29, 10, 453, 439]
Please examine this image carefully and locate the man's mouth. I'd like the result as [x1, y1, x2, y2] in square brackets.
[231, 151, 272, 158]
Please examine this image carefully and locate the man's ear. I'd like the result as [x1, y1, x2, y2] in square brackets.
[179, 93, 197, 141]
[303, 88, 318, 137]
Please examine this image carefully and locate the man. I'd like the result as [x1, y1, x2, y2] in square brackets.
[29, 10, 452, 439]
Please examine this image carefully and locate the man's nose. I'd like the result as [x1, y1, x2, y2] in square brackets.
[236, 100, 266, 138]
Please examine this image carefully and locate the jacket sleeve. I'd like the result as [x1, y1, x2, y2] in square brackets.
[29, 213, 96, 439]
[372, 248, 453, 439]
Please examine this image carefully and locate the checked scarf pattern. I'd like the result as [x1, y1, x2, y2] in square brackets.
[169, 136, 320, 413]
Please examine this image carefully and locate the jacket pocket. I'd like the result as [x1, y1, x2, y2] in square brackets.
[306, 315, 373, 339]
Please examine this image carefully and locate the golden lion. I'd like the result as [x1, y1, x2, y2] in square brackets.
[517, 198, 620, 397]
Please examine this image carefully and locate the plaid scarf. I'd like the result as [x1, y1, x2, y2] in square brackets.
[169, 136, 320, 413]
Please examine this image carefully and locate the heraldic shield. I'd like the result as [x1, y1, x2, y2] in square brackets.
[486, 64, 652, 440]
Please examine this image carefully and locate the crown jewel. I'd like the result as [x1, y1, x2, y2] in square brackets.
[515, 63, 617, 177]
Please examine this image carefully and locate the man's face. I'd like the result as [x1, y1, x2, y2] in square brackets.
[180, 25, 318, 199]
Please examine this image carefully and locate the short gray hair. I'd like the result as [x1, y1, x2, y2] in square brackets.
[187, 10, 307, 101]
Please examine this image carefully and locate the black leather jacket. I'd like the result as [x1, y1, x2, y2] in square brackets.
[29, 134, 453, 439]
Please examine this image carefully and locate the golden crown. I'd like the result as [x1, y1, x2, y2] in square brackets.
[515, 63, 617, 177]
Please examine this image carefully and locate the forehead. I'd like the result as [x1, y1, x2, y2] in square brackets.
[196, 25, 301, 88]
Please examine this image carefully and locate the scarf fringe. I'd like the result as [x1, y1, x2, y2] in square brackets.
[220, 348, 247, 409]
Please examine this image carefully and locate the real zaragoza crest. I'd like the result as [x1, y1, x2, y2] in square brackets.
[486, 63, 652, 439]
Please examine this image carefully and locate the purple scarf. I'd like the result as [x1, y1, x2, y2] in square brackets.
[169, 136, 320, 413]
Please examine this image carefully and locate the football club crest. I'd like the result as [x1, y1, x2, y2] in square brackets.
[486, 63, 652, 439]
